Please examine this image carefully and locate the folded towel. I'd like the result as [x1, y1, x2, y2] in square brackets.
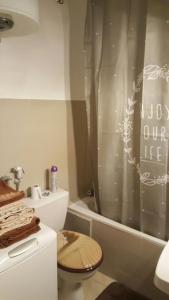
[0, 180, 25, 207]
[0, 200, 25, 219]
[0, 206, 34, 223]
[0, 212, 35, 236]
[0, 217, 40, 248]
[0, 200, 35, 235]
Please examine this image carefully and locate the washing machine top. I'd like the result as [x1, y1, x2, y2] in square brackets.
[57, 230, 103, 273]
[0, 223, 56, 273]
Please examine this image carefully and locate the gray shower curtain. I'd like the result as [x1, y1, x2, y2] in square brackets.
[84, 0, 169, 240]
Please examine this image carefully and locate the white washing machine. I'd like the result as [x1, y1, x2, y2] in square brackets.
[0, 224, 58, 300]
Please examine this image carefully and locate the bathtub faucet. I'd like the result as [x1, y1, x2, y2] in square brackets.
[86, 183, 95, 197]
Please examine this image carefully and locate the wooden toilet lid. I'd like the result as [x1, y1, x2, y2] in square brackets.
[57, 230, 103, 273]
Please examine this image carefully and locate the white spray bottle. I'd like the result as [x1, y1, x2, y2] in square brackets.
[50, 165, 58, 192]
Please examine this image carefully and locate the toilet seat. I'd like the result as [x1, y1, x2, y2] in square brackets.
[57, 230, 103, 273]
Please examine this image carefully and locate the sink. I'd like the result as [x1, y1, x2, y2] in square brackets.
[154, 241, 169, 295]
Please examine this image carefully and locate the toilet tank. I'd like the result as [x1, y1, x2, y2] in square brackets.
[24, 189, 69, 231]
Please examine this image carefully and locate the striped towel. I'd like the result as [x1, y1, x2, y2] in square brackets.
[0, 200, 29, 221]
[0, 201, 35, 236]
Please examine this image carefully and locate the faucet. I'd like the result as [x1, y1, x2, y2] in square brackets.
[11, 166, 25, 191]
[86, 182, 95, 197]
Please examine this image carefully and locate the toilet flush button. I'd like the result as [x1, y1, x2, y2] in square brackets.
[42, 191, 50, 197]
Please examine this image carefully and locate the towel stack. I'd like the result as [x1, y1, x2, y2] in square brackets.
[0, 180, 40, 248]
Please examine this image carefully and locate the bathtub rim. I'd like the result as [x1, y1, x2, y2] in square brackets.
[69, 200, 167, 248]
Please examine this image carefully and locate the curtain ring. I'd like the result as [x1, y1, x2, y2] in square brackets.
[57, 0, 64, 4]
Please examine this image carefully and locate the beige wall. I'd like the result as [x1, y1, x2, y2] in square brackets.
[64, 0, 87, 100]
[67, 101, 91, 201]
[0, 99, 90, 201]
[0, 100, 68, 194]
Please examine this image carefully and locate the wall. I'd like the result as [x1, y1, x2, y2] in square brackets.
[0, 100, 68, 192]
[0, 0, 65, 100]
[0, 0, 69, 192]
[0, 0, 89, 199]
[65, 0, 91, 200]
[0, 0, 87, 101]
[67, 101, 91, 200]
[63, 0, 87, 100]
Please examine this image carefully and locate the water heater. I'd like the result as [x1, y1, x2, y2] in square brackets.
[0, 0, 39, 37]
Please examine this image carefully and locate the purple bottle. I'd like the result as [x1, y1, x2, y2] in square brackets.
[51, 165, 58, 192]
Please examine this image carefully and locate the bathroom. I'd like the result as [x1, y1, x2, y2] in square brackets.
[0, 0, 169, 299]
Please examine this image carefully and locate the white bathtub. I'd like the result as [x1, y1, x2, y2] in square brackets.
[66, 198, 168, 300]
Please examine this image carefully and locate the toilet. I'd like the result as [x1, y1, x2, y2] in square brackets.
[58, 230, 103, 300]
[24, 189, 103, 300]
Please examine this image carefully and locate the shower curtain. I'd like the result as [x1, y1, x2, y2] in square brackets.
[84, 0, 169, 240]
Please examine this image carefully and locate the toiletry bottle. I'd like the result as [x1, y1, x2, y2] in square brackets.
[50, 166, 58, 192]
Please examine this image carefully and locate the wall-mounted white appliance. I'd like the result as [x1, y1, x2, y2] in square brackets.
[0, 0, 39, 37]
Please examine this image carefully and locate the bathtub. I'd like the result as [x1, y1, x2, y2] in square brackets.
[65, 197, 168, 300]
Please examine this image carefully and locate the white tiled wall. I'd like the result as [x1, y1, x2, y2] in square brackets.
[64, 211, 91, 235]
